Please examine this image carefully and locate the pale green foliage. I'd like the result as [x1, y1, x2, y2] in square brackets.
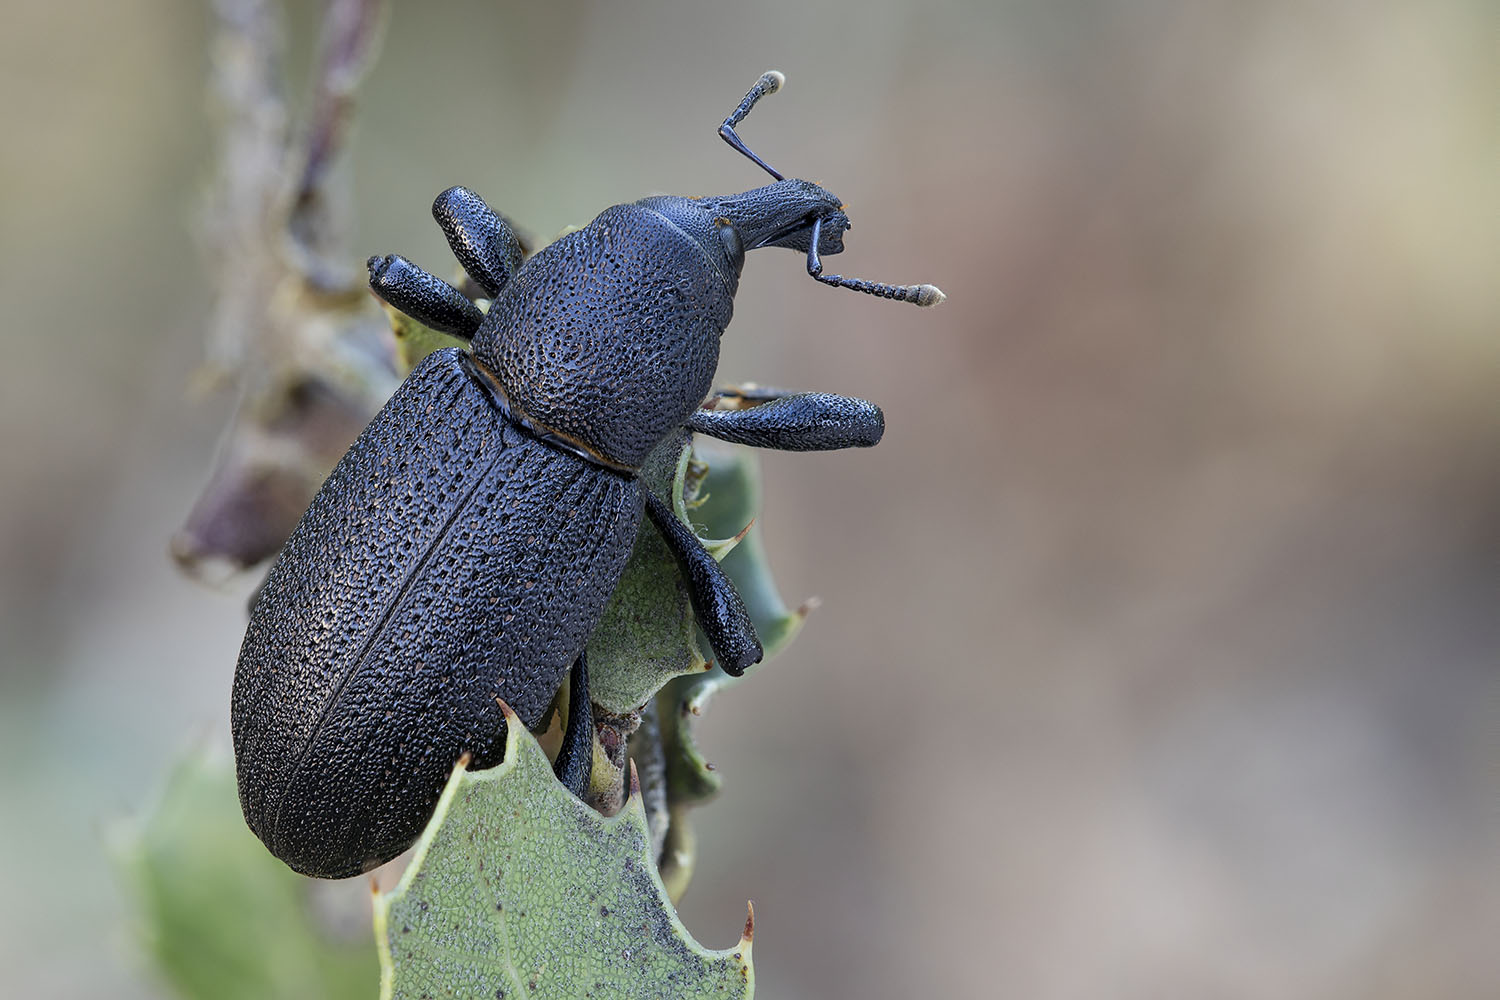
[112, 753, 377, 1000]
[380, 301, 471, 375]
[660, 437, 809, 809]
[692, 438, 810, 660]
[373, 713, 753, 999]
[653, 439, 809, 898]
[587, 433, 709, 714]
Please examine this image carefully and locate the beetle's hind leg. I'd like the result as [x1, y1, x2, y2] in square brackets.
[367, 254, 484, 339]
[687, 389, 884, 452]
[432, 187, 525, 300]
[551, 651, 594, 797]
[644, 490, 763, 676]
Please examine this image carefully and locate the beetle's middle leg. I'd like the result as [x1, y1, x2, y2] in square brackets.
[643, 490, 763, 676]
[686, 390, 884, 452]
[551, 651, 594, 797]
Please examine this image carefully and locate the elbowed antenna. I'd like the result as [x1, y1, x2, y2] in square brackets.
[720, 70, 946, 307]
[806, 215, 946, 307]
[720, 70, 786, 181]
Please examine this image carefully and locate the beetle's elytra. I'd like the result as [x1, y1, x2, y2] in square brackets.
[232, 72, 943, 879]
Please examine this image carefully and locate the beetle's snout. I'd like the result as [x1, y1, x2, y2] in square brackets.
[702, 179, 846, 255]
[755, 206, 847, 256]
[812, 210, 850, 256]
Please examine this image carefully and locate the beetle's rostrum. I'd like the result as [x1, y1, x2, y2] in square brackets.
[231, 71, 943, 879]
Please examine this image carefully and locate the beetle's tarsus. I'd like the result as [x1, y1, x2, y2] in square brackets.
[552, 652, 593, 798]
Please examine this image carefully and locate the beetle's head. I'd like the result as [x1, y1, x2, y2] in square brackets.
[703, 70, 944, 307]
[700, 179, 849, 257]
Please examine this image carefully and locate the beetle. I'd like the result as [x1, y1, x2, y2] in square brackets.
[231, 71, 944, 878]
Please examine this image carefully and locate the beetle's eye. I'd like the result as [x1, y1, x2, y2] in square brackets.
[718, 224, 742, 259]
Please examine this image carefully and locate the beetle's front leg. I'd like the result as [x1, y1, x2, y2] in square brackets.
[643, 491, 763, 676]
[367, 254, 484, 338]
[687, 390, 884, 451]
[431, 186, 525, 299]
[551, 651, 593, 797]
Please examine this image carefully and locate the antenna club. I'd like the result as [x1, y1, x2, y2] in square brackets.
[762, 70, 785, 93]
[915, 284, 946, 307]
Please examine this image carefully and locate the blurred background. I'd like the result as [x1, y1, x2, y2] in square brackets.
[1, 1, 1495, 997]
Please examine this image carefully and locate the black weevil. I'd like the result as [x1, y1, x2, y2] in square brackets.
[231, 72, 944, 878]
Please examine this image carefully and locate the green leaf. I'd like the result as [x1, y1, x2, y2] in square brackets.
[374, 706, 754, 999]
[587, 432, 712, 714]
[653, 439, 810, 899]
[111, 751, 377, 1000]
[691, 439, 809, 662]
[587, 435, 795, 715]
[380, 301, 471, 376]
[658, 440, 810, 802]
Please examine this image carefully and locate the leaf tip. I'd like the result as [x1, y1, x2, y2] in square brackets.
[718, 517, 756, 560]
[626, 757, 641, 801]
[741, 900, 755, 947]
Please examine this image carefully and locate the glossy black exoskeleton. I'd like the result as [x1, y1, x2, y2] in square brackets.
[232, 72, 944, 878]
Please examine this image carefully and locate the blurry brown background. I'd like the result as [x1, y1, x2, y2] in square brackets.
[1, 1, 1495, 997]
